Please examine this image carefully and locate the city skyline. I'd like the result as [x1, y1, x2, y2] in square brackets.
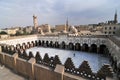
[0, 0, 120, 28]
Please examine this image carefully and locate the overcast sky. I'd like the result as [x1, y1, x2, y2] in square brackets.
[0, 0, 120, 28]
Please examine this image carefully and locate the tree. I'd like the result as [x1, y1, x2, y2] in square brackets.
[0, 31, 7, 34]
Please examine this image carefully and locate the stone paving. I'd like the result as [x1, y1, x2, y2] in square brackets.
[0, 66, 26, 80]
[26, 47, 110, 72]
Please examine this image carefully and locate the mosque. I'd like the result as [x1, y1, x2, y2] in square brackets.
[0, 12, 120, 80]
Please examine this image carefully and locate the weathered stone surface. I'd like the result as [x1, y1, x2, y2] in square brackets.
[97, 64, 114, 77]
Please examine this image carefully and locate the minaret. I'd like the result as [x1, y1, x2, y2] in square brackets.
[64, 17, 68, 32]
[114, 10, 118, 24]
[66, 17, 68, 28]
[33, 14, 38, 29]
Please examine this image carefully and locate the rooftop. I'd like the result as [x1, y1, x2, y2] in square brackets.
[0, 66, 25, 80]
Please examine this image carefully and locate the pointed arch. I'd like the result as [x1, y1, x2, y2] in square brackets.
[90, 44, 97, 53]
[99, 44, 107, 54]
[68, 42, 74, 50]
[82, 43, 89, 52]
[61, 41, 66, 49]
[75, 43, 81, 51]
[55, 41, 59, 48]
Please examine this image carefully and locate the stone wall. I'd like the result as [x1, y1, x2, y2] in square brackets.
[0, 34, 108, 47]
[0, 34, 119, 80]
[0, 50, 114, 80]
[16, 58, 28, 76]
[34, 64, 62, 80]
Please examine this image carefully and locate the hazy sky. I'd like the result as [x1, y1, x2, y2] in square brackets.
[0, 0, 120, 28]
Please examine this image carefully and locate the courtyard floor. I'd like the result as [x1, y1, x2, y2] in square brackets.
[26, 47, 110, 73]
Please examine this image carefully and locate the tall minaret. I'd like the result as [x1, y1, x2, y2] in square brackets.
[114, 10, 118, 24]
[33, 14, 38, 29]
[66, 17, 68, 27]
[64, 17, 68, 32]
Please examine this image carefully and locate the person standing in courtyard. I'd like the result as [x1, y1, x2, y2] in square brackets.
[73, 53, 75, 57]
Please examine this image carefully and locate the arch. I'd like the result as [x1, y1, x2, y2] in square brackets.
[61, 41, 66, 49]
[31, 41, 35, 47]
[75, 43, 81, 51]
[22, 43, 26, 46]
[68, 42, 74, 50]
[82, 43, 89, 52]
[27, 42, 30, 45]
[35, 40, 38, 46]
[46, 41, 49, 47]
[49, 41, 53, 47]
[38, 40, 41, 46]
[27, 42, 31, 48]
[55, 41, 59, 48]
[22, 43, 26, 49]
[41, 40, 45, 46]
[90, 44, 97, 53]
[99, 44, 107, 54]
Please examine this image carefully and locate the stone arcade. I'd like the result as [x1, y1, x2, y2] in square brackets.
[0, 34, 120, 80]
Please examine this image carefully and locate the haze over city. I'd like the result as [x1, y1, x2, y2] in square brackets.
[0, 0, 120, 28]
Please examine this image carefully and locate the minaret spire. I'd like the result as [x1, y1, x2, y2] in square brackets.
[66, 17, 68, 27]
[64, 17, 68, 32]
[114, 10, 118, 24]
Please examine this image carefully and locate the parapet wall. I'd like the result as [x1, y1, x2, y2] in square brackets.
[0, 44, 114, 80]
[0, 52, 78, 80]
[0, 34, 119, 80]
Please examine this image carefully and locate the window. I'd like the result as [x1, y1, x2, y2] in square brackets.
[109, 32, 111, 34]
[105, 27, 107, 30]
[109, 27, 111, 30]
[105, 32, 107, 34]
[114, 27, 116, 29]
[113, 32, 115, 34]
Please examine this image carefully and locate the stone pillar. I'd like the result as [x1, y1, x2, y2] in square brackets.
[97, 47, 100, 53]
[0, 46, 5, 66]
[27, 58, 36, 80]
[0, 46, 2, 52]
[54, 64, 64, 80]
[12, 53, 18, 72]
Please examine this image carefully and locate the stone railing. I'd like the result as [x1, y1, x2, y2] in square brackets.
[0, 34, 108, 41]
[0, 34, 37, 41]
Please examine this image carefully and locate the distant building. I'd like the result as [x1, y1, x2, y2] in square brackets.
[0, 34, 9, 39]
[74, 25, 90, 32]
[7, 29, 17, 35]
[103, 24, 120, 35]
[24, 26, 33, 34]
[55, 24, 66, 32]
[38, 24, 51, 33]
[102, 11, 120, 35]
[54, 18, 69, 33]
[69, 26, 78, 35]
[107, 11, 118, 25]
